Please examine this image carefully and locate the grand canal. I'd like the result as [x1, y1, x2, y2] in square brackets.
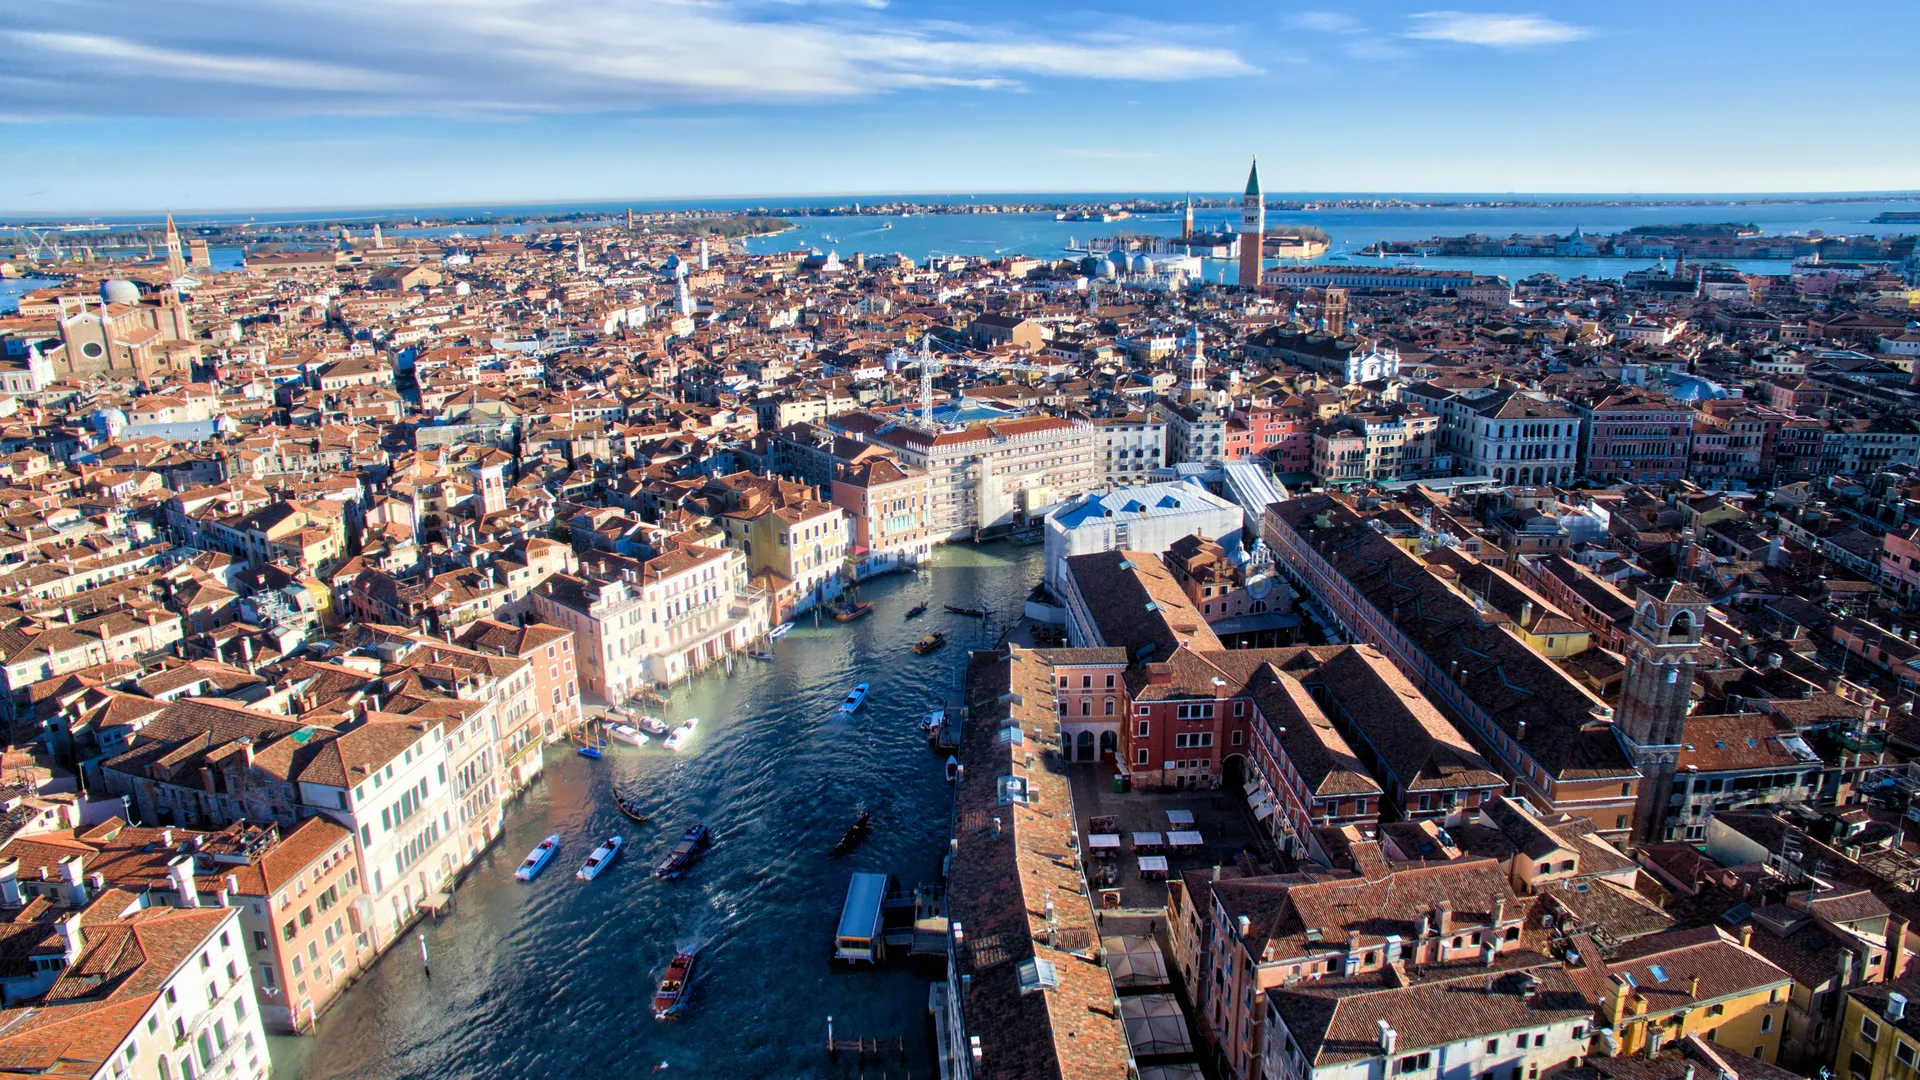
[270, 542, 1043, 1079]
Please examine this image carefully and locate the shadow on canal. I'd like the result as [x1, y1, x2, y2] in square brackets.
[271, 543, 1041, 1079]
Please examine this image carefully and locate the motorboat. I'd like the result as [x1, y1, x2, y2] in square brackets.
[615, 795, 649, 825]
[830, 809, 873, 858]
[912, 631, 947, 655]
[918, 709, 945, 733]
[576, 835, 623, 881]
[838, 683, 870, 714]
[664, 717, 699, 751]
[905, 602, 928, 619]
[945, 755, 960, 782]
[653, 951, 697, 1019]
[768, 622, 793, 639]
[637, 715, 671, 737]
[654, 823, 710, 878]
[607, 722, 648, 747]
[830, 599, 874, 622]
[514, 834, 560, 881]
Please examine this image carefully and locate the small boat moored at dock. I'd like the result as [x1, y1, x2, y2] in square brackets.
[663, 717, 699, 751]
[838, 683, 870, 714]
[636, 715, 670, 737]
[653, 951, 697, 1019]
[654, 823, 711, 878]
[606, 722, 648, 747]
[768, 622, 793, 639]
[918, 708, 945, 733]
[514, 834, 560, 881]
[748, 649, 777, 662]
[576, 835, 623, 881]
[912, 631, 947, 655]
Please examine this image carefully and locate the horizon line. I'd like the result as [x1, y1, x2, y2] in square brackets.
[7, 188, 1920, 222]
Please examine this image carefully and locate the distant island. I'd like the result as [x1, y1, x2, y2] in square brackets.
[1360, 224, 1914, 262]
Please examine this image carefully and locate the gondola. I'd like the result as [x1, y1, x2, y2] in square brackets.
[829, 809, 873, 858]
[943, 604, 988, 617]
[905, 602, 928, 619]
[615, 795, 649, 825]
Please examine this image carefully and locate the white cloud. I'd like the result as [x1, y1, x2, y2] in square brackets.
[11, 32, 410, 91]
[1, 0, 1256, 120]
[1286, 11, 1363, 34]
[1406, 11, 1592, 47]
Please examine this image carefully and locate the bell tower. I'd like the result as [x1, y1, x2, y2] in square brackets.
[164, 212, 187, 281]
[1237, 156, 1264, 289]
[1184, 325, 1208, 405]
[1615, 582, 1707, 844]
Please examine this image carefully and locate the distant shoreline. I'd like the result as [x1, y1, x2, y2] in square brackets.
[7, 192, 1920, 230]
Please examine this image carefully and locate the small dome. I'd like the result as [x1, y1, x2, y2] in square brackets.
[101, 279, 141, 304]
[1095, 257, 1116, 278]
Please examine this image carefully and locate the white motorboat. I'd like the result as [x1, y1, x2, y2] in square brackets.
[514, 834, 560, 881]
[607, 722, 648, 747]
[839, 683, 870, 715]
[637, 714, 671, 737]
[767, 622, 793, 640]
[664, 717, 700, 751]
[918, 708, 945, 733]
[576, 835, 623, 881]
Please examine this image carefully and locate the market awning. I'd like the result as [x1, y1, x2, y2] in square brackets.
[1131, 831, 1164, 848]
[1167, 830, 1203, 847]
[1087, 833, 1121, 850]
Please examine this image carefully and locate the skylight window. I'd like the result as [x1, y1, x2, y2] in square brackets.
[1648, 965, 1669, 983]
[1017, 957, 1059, 994]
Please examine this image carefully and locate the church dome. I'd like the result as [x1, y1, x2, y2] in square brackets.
[100, 279, 141, 304]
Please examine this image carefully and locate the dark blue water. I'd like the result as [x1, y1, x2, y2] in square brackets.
[269, 544, 1040, 1079]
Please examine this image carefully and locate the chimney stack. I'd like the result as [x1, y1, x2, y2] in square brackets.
[1687, 974, 1701, 998]
[1891, 917, 1910, 980]
[57, 855, 86, 906]
[1436, 899, 1454, 936]
[168, 855, 199, 909]
[1377, 1019, 1397, 1055]
[57, 911, 84, 966]
[1891, 992, 1910, 1023]
[1738, 924, 1754, 950]
[0, 858, 19, 906]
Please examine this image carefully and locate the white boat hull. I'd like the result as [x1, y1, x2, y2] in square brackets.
[515, 835, 560, 881]
[607, 723, 648, 747]
[577, 836, 623, 881]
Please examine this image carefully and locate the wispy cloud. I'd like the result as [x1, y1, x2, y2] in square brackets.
[1405, 11, 1593, 47]
[1285, 11, 1363, 34]
[1, 0, 1257, 120]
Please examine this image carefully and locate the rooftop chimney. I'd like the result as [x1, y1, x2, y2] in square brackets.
[1891, 992, 1910, 1022]
[0, 858, 19, 906]
[1738, 924, 1753, 949]
[57, 911, 84, 966]
[1238, 915, 1252, 939]
[1687, 974, 1701, 998]
[57, 855, 86, 906]
[168, 855, 199, 909]
[1890, 917, 1910, 980]
[1378, 1019, 1397, 1055]
[1436, 899, 1454, 936]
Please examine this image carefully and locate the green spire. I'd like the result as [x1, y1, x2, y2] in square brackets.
[1244, 155, 1261, 197]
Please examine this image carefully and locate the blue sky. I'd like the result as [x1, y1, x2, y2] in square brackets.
[5, 1, 1917, 213]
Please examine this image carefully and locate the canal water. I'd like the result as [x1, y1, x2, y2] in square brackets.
[270, 542, 1043, 1079]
